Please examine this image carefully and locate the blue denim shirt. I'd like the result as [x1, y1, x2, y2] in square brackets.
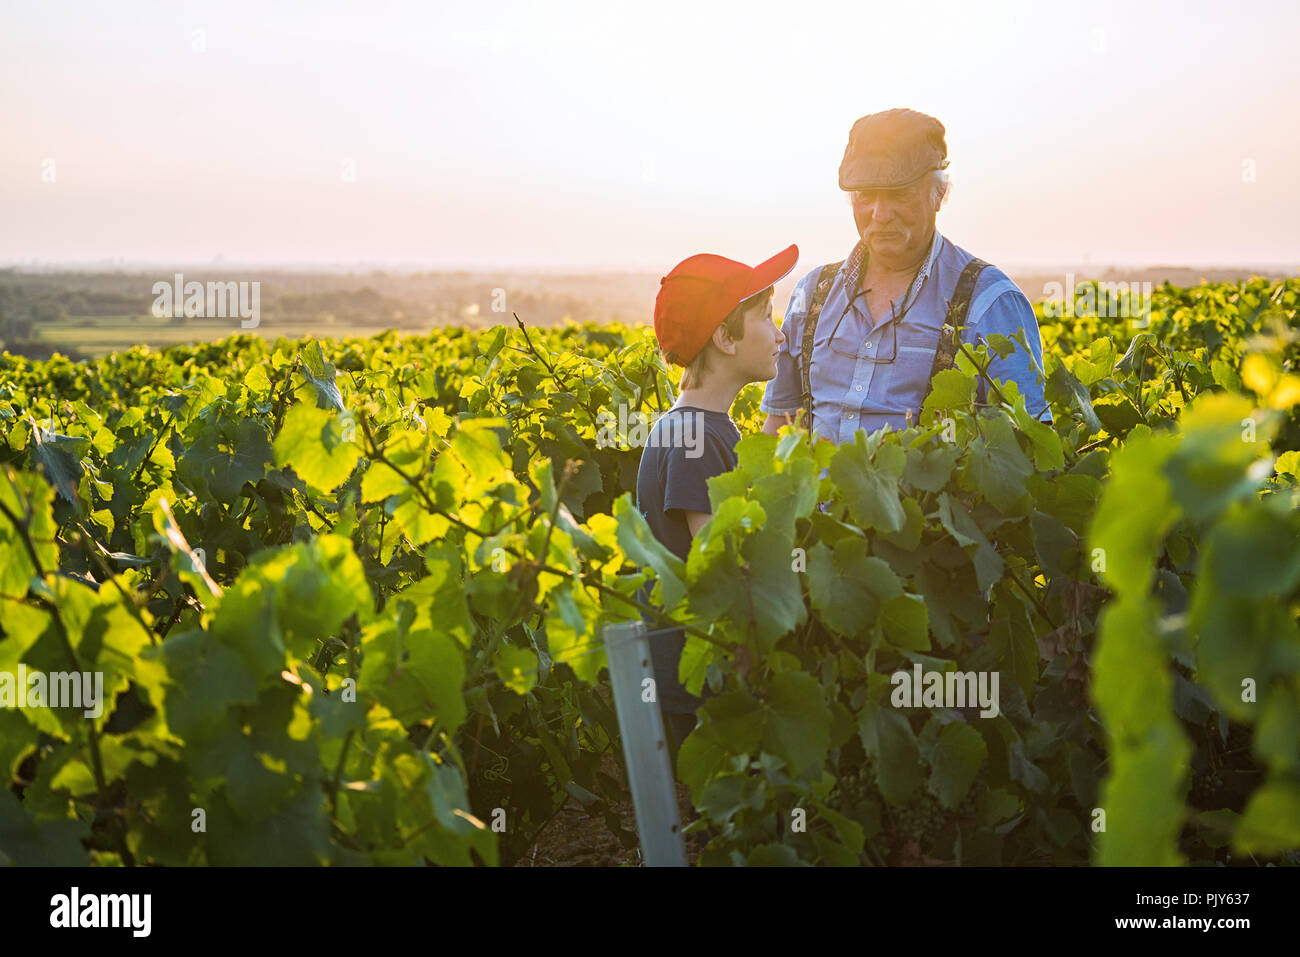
[760, 230, 1050, 444]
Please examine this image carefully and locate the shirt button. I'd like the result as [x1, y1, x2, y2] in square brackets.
[856, 385, 863, 391]
[864, 341, 873, 350]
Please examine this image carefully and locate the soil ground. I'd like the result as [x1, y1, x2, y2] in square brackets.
[513, 683, 707, 867]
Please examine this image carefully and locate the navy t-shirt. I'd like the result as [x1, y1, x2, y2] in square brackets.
[633, 406, 741, 714]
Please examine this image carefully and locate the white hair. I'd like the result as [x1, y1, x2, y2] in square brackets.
[930, 168, 952, 209]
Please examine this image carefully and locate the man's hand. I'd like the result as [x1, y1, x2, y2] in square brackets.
[761, 413, 795, 436]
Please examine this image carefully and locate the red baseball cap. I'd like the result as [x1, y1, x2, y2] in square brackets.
[654, 244, 799, 366]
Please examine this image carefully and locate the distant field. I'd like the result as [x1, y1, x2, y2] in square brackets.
[1, 267, 660, 361]
[35, 315, 374, 358]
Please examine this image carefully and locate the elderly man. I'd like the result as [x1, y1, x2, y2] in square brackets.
[761, 109, 1050, 443]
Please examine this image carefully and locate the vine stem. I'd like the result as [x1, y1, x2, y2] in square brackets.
[1074, 434, 1114, 456]
[299, 495, 336, 531]
[510, 312, 605, 425]
[72, 521, 159, 647]
[0, 476, 49, 575]
[529, 560, 731, 648]
[0, 486, 110, 809]
[131, 410, 176, 484]
[1158, 345, 1191, 404]
[1134, 337, 1147, 420]
[512, 312, 558, 377]
[1005, 565, 1058, 631]
[359, 415, 537, 540]
[536, 459, 575, 567]
[327, 729, 355, 816]
[358, 408, 731, 649]
[516, 794, 570, 862]
[954, 338, 1009, 407]
[270, 355, 302, 435]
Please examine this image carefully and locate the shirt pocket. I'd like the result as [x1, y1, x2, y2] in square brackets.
[885, 324, 940, 413]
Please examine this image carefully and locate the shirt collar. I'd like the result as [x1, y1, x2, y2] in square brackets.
[841, 228, 944, 303]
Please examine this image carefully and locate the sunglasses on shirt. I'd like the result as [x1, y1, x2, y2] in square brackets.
[826, 268, 932, 362]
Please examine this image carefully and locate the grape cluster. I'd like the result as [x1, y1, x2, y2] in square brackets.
[829, 761, 877, 813]
[1189, 768, 1226, 806]
[887, 780, 983, 850]
[891, 792, 947, 844]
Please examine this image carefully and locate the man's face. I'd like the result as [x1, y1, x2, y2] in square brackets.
[849, 175, 938, 265]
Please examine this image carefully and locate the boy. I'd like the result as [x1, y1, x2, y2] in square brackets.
[635, 243, 799, 758]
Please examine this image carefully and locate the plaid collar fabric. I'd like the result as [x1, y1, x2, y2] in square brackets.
[841, 229, 945, 309]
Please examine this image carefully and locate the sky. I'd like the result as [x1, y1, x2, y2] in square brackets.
[2, 0, 1298, 272]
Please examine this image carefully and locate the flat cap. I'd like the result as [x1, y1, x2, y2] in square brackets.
[838, 108, 949, 190]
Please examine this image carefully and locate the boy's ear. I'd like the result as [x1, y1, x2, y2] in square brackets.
[710, 322, 738, 356]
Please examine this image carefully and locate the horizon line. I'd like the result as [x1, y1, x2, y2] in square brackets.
[5, 260, 1300, 276]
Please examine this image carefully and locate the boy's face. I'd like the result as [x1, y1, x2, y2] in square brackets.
[732, 293, 785, 382]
